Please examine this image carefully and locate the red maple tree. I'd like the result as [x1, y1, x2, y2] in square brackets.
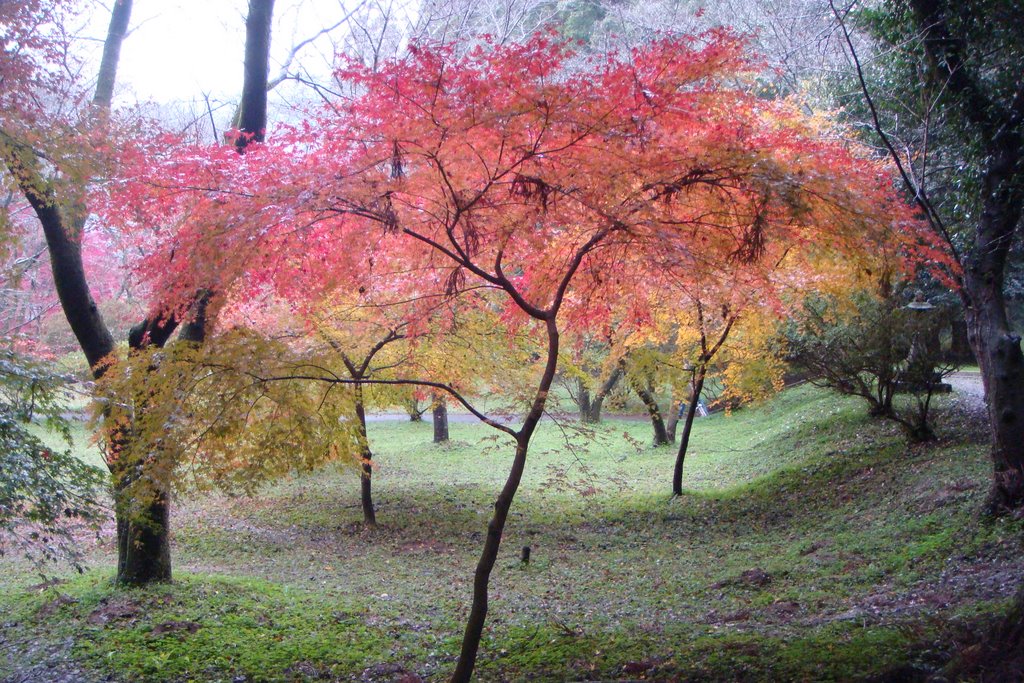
[105, 31, 936, 680]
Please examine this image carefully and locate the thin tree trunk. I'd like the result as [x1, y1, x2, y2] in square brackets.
[672, 370, 706, 496]
[433, 393, 449, 443]
[11, 167, 114, 373]
[354, 385, 376, 528]
[340, 331, 408, 528]
[407, 397, 423, 421]
[449, 318, 560, 683]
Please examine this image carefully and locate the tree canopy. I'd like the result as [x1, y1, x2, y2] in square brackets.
[93, 30, 933, 680]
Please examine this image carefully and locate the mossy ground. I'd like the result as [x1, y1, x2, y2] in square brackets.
[1, 385, 1021, 682]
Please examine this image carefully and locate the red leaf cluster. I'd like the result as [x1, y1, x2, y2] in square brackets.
[100, 31, 939, 334]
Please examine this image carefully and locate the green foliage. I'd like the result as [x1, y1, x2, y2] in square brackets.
[841, 4, 979, 246]
[95, 328, 362, 503]
[0, 350, 105, 568]
[786, 289, 957, 441]
[844, 0, 1024, 289]
[554, 0, 607, 42]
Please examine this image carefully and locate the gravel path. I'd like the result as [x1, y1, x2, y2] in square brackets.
[947, 371, 985, 404]
[947, 371, 987, 420]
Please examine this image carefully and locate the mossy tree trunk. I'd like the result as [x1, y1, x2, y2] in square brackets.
[353, 383, 377, 528]
[576, 377, 592, 422]
[433, 393, 449, 443]
[631, 376, 669, 446]
[665, 394, 682, 443]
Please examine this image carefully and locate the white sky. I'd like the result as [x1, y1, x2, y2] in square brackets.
[89, 0, 364, 105]
[115, 1, 249, 102]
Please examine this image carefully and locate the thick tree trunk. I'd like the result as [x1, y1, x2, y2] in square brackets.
[30, 0, 180, 586]
[576, 377, 592, 422]
[966, 287, 1024, 511]
[111, 317, 185, 585]
[905, 0, 1024, 512]
[4, 151, 180, 586]
[108, 0, 270, 582]
[114, 487, 171, 585]
[672, 371, 706, 496]
[632, 379, 669, 446]
[961, 114, 1024, 512]
[235, 0, 275, 148]
[949, 316, 974, 364]
[583, 365, 622, 423]
[178, 290, 210, 343]
[14, 166, 179, 588]
[666, 395, 682, 443]
[354, 387, 376, 528]
[433, 394, 449, 443]
[449, 319, 559, 683]
[92, 0, 132, 109]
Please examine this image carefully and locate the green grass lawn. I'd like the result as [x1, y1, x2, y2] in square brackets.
[1, 385, 1021, 682]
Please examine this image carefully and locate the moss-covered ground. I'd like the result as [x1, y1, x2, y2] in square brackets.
[1, 385, 1021, 682]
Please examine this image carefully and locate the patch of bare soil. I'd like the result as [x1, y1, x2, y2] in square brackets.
[34, 594, 76, 619]
[85, 597, 142, 627]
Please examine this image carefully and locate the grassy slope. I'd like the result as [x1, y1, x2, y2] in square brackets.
[1, 385, 1022, 682]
